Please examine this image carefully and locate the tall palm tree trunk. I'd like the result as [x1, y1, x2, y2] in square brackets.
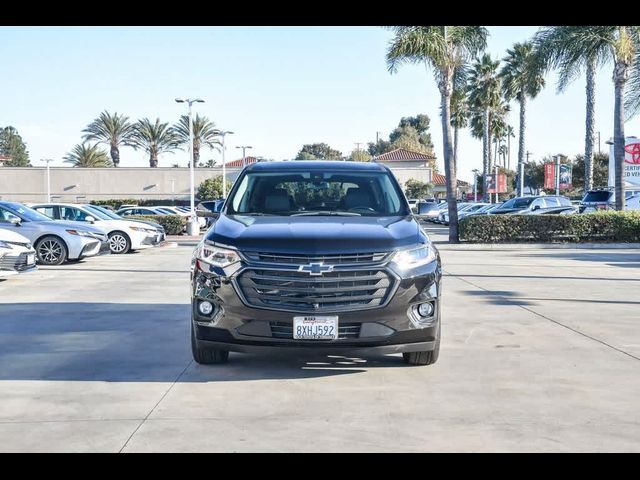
[482, 108, 490, 202]
[193, 143, 200, 167]
[507, 132, 511, 170]
[150, 151, 158, 168]
[440, 84, 459, 243]
[453, 125, 459, 171]
[110, 144, 120, 167]
[584, 58, 596, 192]
[517, 95, 526, 197]
[613, 61, 628, 210]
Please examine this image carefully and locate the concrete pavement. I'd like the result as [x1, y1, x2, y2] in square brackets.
[0, 242, 639, 452]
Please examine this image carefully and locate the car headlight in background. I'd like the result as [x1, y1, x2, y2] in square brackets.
[65, 229, 97, 238]
[196, 243, 240, 268]
[129, 226, 156, 234]
[392, 244, 436, 270]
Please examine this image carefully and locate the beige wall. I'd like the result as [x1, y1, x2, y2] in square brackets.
[0, 165, 433, 203]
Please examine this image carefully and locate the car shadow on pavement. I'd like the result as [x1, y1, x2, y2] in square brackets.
[514, 251, 640, 269]
[0, 302, 405, 383]
[463, 290, 536, 306]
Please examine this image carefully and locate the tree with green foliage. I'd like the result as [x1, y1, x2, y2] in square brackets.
[174, 114, 221, 167]
[386, 26, 488, 243]
[368, 114, 435, 158]
[197, 176, 224, 200]
[295, 143, 343, 160]
[570, 152, 609, 191]
[129, 118, 179, 167]
[82, 111, 133, 167]
[349, 149, 372, 162]
[404, 179, 433, 199]
[500, 42, 545, 196]
[468, 53, 502, 202]
[534, 26, 640, 210]
[64, 143, 113, 167]
[0, 126, 30, 167]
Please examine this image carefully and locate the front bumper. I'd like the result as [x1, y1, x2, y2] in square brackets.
[191, 256, 442, 354]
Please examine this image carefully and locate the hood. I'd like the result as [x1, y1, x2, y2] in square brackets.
[126, 219, 163, 231]
[207, 214, 421, 254]
[0, 228, 31, 244]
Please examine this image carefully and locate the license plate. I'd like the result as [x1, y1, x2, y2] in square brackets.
[293, 316, 338, 340]
[27, 253, 35, 265]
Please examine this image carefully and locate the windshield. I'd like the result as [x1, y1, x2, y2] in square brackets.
[85, 205, 122, 220]
[81, 205, 114, 220]
[1, 202, 53, 222]
[582, 191, 612, 203]
[226, 170, 410, 217]
[499, 197, 535, 210]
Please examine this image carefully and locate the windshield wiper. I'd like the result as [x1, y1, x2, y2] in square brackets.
[290, 211, 361, 217]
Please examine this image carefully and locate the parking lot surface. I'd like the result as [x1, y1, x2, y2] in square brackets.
[1, 240, 639, 452]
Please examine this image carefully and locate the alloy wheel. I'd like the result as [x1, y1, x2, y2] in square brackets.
[38, 240, 63, 264]
[109, 234, 127, 253]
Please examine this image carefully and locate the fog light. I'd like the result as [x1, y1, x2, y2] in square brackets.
[198, 301, 214, 315]
[417, 302, 434, 318]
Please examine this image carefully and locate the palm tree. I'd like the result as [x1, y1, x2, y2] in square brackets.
[505, 125, 515, 169]
[82, 111, 133, 167]
[469, 98, 510, 174]
[468, 54, 501, 201]
[173, 114, 222, 167]
[386, 26, 488, 243]
[64, 143, 112, 167]
[129, 118, 179, 167]
[450, 69, 470, 170]
[500, 42, 545, 196]
[535, 26, 640, 209]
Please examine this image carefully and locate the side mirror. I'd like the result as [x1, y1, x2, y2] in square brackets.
[9, 217, 21, 226]
[196, 210, 219, 219]
[532, 205, 541, 211]
[85, 215, 96, 223]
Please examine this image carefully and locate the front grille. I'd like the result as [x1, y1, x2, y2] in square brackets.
[243, 251, 389, 266]
[270, 321, 361, 339]
[236, 268, 395, 313]
[0, 253, 30, 271]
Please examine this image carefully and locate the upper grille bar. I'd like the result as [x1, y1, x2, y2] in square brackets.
[242, 251, 390, 266]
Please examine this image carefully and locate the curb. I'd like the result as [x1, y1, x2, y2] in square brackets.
[435, 242, 640, 250]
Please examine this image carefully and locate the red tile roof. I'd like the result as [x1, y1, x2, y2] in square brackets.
[0, 155, 10, 163]
[432, 173, 470, 187]
[225, 156, 259, 168]
[373, 148, 436, 162]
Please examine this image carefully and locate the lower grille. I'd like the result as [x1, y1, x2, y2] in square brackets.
[0, 253, 30, 271]
[236, 268, 395, 313]
[270, 322, 361, 339]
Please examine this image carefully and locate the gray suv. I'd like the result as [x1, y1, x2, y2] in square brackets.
[490, 195, 572, 215]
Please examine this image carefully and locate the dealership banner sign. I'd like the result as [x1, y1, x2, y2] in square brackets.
[544, 163, 555, 189]
[608, 136, 640, 188]
[544, 162, 572, 190]
[486, 173, 507, 193]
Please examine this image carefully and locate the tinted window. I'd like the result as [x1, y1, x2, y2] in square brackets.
[545, 197, 559, 207]
[59, 206, 90, 222]
[558, 197, 572, 206]
[582, 191, 612, 202]
[35, 206, 56, 219]
[0, 206, 21, 223]
[0, 202, 52, 222]
[227, 170, 409, 217]
[500, 197, 534, 210]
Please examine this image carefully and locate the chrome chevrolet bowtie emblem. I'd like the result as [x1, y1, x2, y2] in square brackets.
[298, 262, 334, 276]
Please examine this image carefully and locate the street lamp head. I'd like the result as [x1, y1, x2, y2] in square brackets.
[195, 99, 205, 103]
[175, 98, 185, 103]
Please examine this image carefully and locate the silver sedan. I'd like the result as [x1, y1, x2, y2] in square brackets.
[0, 201, 110, 265]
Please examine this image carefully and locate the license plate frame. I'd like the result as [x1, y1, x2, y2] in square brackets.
[293, 316, 338, 340]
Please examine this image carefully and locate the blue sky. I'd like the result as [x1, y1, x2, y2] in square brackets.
[1, 26, 638, 182]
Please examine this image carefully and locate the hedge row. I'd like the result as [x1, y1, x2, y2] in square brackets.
[90, 199, 188, 209]
[459, 211, 640, 243]
[127, 215, 187, 236]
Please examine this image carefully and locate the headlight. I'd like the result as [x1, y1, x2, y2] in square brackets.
[65, 229, 95, 237]
[0, 240, 12, 249]
[129, 226, 155, 233]
[392, 244, 436, 270]
[196, 242, 240, 268]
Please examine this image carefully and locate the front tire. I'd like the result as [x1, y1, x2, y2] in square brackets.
[36, 236, 68, 265]
[403, 323, 440, 366]
[191, 322, 229, 364]
[108, 231, 131, 254]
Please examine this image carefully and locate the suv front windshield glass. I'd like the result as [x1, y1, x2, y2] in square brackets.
[227, 170, 410, 217]
[500, 197, 535, 209]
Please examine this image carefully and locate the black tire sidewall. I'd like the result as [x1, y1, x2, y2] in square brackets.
[108, 231, 131, 254]
[36, 235, 68, 266]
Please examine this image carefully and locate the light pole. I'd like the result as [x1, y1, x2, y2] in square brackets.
[220, 131, 234, 198]
[554, 155, 561, 196]
[41, 159, 53, 202]
[175, 97, 204, 235]
[471, 169, 479, 201]
[236, 145, 253, 168]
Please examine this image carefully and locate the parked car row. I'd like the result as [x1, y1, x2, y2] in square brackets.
[0, 201, 167, 278]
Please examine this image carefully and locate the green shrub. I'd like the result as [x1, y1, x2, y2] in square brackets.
[459, 211, 640, 243]
[127, 215, 187, 236]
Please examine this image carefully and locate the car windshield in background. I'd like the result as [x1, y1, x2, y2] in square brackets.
[500, 197, 535, 209]
[2, 202, 52, 222]
[81, 205, 113, 221]
[583, 191, 613, 203]
[84, 205, 122, 220]
[227, 170, 409, 217]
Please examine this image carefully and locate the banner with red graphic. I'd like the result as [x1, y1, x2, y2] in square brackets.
[544, 163, 555, 189]
[486, 173, 507, 193]
[608, 136, 640, 188]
